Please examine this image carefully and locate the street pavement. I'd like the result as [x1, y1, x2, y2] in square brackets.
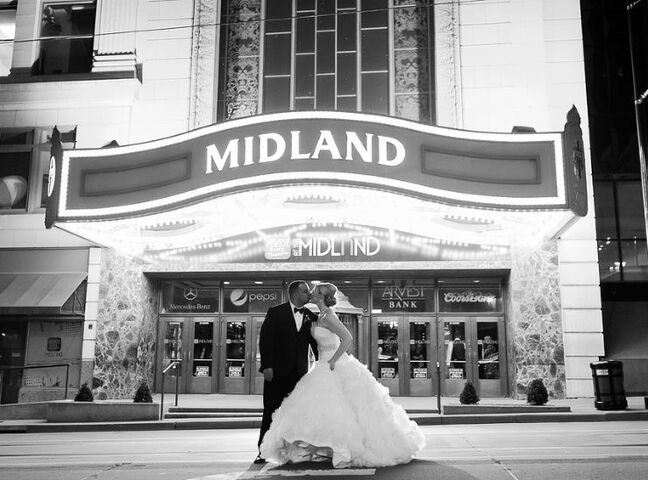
[2, 395, 647, 433]
[1, 421, 647, 480]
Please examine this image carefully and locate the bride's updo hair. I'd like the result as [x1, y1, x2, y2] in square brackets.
[316, 283, 338, 307]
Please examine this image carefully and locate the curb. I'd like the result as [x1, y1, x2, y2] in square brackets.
[3, 411, 648, 434]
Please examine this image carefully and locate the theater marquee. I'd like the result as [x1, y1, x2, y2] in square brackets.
[45, 110, 587, 265]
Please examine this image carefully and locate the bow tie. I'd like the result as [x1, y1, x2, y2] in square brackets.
[293, 307, 305, 314]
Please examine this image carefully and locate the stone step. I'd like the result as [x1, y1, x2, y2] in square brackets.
[165, 411, 262, 419]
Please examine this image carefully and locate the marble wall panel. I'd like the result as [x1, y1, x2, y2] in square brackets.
[93, 249, 158, 399]
[507, 240, 566, 399]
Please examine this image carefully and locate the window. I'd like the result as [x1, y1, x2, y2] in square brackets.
[0, 1, 16, 76]
[217, 0, 434, 122]
[595, 180, 648, 281]
[37, 1, 96, 75]
[0, 129, 35, 211]
[0, 127, 71, 213]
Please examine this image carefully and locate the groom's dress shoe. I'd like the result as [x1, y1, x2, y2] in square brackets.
[254, 455, 266, 464]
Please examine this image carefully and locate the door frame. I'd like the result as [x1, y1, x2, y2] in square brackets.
[218, 315, 264, 394]
[371, 314, 439, 396]
[157, 316, 188, 394]
[440, 316, 506, 397]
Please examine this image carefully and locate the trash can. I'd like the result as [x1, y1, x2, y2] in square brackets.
[590, 360, 627, 410]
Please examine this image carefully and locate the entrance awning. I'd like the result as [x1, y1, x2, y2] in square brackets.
[0, 273, 87, 315]
[0, 249, 89, 315]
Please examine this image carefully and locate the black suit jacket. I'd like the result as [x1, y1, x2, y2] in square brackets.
[258, 302, 318, 378]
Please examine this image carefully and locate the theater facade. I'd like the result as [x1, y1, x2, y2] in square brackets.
[1, 0, 602, 403]
[44, 108, 588, 398]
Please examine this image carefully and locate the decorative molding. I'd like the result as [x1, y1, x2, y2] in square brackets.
[434, 0, 462, 128]
[221, 0, 261, 120]
[393, 2, 432, 123]
[190, 0, 218, 129]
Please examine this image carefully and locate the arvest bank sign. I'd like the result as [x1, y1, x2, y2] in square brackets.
[45, 111, 586, 226]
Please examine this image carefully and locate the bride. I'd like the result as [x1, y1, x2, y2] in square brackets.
[259, 282, 425, 468]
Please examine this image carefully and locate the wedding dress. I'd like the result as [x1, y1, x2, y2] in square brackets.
[260, 315, 425, 468]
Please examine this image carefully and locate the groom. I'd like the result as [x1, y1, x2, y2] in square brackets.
[255, 280, 319, 463]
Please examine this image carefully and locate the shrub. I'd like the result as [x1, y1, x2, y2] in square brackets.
[74, 382, 94, 402]
[527, 379, 549, 405]
[459, 381, 480, 405]
[133, 382, 153, 403]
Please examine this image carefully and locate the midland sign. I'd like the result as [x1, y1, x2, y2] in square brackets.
[45, 110, 587, 226]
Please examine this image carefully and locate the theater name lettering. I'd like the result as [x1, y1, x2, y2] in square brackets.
[293, 236, 380, 258]
[264, 235, 381, 260]
[205, 130, 406, 173]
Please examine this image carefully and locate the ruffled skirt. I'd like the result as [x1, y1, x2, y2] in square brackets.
[259, 354, 425, 468]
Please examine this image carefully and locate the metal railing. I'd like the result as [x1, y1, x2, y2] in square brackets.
[0, 363, 71, 403]
[159, 361, 180, 420]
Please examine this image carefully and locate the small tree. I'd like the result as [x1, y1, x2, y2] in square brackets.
[133, 382, 153, 403]
[459, 381, 480, 405]
[74, 382, 94, 402]
[527, 379, 549, 405]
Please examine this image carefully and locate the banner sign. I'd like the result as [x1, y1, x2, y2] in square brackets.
[413, 368, 428, 379]
[162, 283, 219, 313]
[228, 366, 243, 378]
[439, 287, 502, 313]
[46, 112, 582, 224]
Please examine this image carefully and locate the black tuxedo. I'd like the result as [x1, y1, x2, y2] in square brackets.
[257, 302, 318, 448]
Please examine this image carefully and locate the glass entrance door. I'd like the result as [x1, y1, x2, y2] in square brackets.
[408, 318, 436, 396]
[159, 317, 185, 393]
[219, 316, 264, 394]
[373, 316, 438, 396]
[375, 317, 400, 395]
[441, 317, 505, 397]
[158, 317, 217, 393]
[189, 320, 215, 393]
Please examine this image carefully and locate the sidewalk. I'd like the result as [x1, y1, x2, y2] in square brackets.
[1, 395, 646, 434]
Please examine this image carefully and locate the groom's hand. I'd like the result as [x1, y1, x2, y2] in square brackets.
[263, 368, 274, 382]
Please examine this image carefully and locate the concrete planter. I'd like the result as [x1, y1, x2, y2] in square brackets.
[443, 404, 571, 415]
[46, 400, 159, 423]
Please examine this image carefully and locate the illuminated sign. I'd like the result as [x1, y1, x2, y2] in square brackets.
[159, 224, 509, 264]
[381, 285, 427, 312]
[46, 111, 583, 226]
[439, 287, 501, 313]
[223, 288, 281, 313]
[443, 291, 497, 303]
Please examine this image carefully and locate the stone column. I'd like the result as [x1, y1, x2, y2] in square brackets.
[92, 0, 138, 73]
[80, 247, 102, 393]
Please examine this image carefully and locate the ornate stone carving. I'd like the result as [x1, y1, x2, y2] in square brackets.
[434, 0, 462, 128]
[221, 0, 261, 120]
[394, 2, 432, 122]
[190, 0, 218, 129]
